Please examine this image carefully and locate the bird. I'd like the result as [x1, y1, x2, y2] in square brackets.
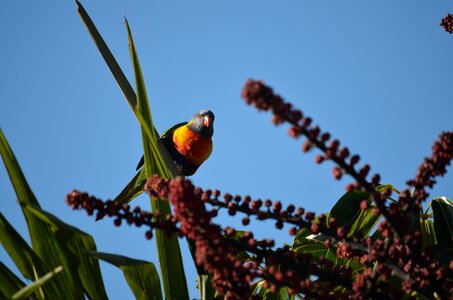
[114, 109, 215, 204]
[136, 109, 214, 176]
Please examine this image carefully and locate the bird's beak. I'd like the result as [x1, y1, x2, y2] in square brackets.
[203, 115, 212, 127]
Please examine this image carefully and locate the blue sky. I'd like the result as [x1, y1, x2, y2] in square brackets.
[1, 1, 453, 299]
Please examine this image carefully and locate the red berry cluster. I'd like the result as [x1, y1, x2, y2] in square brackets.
[240, 79, 453, 298]
[241, 80, 403, 237]
[67, 179, 357, 298]
[67, 174, 453, 299]
[361, 221, 452, 299]
[407, 131, 453, 203]
[440, 13, 453, 34]
[65, 189, 176, 239]
[146, 176, 356, 299]
[241, 79, 380, 194]
[385, 132, 453, 241]
[167, 177, 255, 298]
[146, 176, 315, 235]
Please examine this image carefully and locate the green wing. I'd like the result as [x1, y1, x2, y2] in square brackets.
[135, 122, 187, 171]
[159, 122, 187, 140]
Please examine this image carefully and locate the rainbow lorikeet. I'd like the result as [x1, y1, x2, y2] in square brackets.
[114, 110, 214, 204]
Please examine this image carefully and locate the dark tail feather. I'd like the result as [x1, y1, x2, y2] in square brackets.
[96, 169, 146, 221]
[114, 168, 147, 204]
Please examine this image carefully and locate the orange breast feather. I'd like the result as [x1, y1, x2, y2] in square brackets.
[172, 126, 213, 166]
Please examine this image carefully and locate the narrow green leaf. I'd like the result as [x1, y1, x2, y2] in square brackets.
[359, 209, 381, 237]
[125, 19, 188, 299]
[198, 274, 216, 300]
[329, 190, 369, 226]
[292, 227, 311, 247]
[294, 237, 363, 272]
[263, 290, 278, 300]
[348, 208, 381, 239]
[0, 261, 25, 298]
[255, 281, 267, 297]
[12, 266, 63, 300]
[189, 242, 216, 299]
[75, 0, 179, 179]
[263, 287, 290, 300]
[23, 204, 108, 300]
[75, 0, 136, 110]
[250, 280, 265, 297]
[0, 130, 83, 299]
[432, 197, 453, 248]
[0, 213, 58, 299]
[0, 213, 43, 281]
[375, 184, 400, 194]
[420, 216, 436, 249]
[371, 228, 384, 240]
[294, 238, 335, 260]
[0, 130, 39, 206]
[89, 252, 162, 300]
[126, 19, 169, 179]
[278, 287, 290, 300]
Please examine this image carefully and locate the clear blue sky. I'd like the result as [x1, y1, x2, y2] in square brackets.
[1, 1, 453, 299]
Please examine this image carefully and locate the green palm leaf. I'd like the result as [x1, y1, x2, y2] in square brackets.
[0, 130, 83, 299]
[89, 252, 162, 300]
[126, 19, 189, 299]
[23, 203, 108, 300]
[11, 266, 63, 300]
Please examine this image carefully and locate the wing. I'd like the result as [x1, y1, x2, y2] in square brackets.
[135, 121, 188, 170]
[159, 122, 187, 140]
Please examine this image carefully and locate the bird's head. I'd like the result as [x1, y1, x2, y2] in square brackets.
[187, 109, 215, 138]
